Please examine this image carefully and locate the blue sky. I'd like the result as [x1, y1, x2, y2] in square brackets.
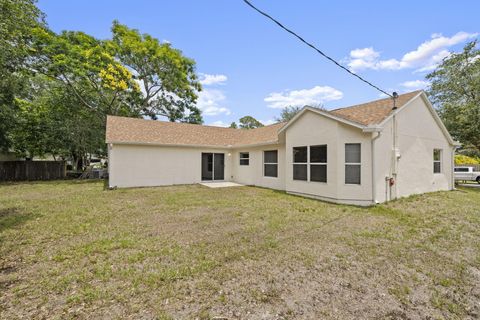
[38, 0, 479, 126]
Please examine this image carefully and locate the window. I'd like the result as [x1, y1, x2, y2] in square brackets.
[310, 145, 327, 182]
[433, 149, 442, 173]
[454, 167, 469, 172]
[239, 152, 249, 166]
[293, 146, 307, 180]
[345, 143, 361, 184]
[292, 145, 327, 182]
[264, 150, 278, 177]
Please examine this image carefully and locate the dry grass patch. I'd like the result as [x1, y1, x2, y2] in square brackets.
[0, 180, 479, 319]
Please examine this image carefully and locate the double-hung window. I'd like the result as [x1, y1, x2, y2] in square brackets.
[345, 143, 361, 184]
[433, 149, 442, 173]
[293, 146, 308, 180]
[239, 152, 249, 166]
[310, 145, 327, 182]
[264, 150, 278, 177]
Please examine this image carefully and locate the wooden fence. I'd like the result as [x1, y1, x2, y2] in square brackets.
[0, 161, 66, 182]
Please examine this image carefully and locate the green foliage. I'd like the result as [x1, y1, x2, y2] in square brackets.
[109, 21, 202, 123]
[427, 40, 480, 152]
[275, 105, 301, 122]
[239, 116, 264, 129]
[454, 154, 480, 165]
[10, 76, 105, 160]
[0, 0, 204, 160]
[0, 0, 45, 150]
[229, 122, 237, 129]
[31, 27, 140, 117]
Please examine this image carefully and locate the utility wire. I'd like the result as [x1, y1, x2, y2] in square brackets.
[242, 0, 393, 98]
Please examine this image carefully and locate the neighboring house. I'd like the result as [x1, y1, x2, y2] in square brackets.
[106, 90, 458, 205]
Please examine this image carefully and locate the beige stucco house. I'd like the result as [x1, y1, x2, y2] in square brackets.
[106, 90, 457, 206]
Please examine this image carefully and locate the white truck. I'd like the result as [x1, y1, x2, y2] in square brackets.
[454, 166, 480, 184]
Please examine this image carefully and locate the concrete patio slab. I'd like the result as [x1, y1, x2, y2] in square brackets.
[199, 182, 245, 188]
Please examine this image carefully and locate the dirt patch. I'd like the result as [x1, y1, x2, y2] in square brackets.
[0, 182, 479, 319]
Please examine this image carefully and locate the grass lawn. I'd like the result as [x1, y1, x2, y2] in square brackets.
[1, 181, 479, 319]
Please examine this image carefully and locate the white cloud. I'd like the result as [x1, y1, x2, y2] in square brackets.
[199, 73, 228, 86]
[264, 85, 343, 109]
[400, 80, 430, 90]
[261, 119, 276, 126]
[196, 89, 231, 116]
[208, 120, 230, 127]
[347, 32, 478, 72]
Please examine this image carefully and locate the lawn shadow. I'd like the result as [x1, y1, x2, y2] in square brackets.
[0, 207, 38, 234]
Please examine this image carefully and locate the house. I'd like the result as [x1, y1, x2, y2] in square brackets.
[106, 90, 457, 206]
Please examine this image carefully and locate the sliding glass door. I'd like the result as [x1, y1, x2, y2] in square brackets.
[201, 153, 224, 181]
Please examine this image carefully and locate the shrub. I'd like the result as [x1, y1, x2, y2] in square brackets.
[455, 154, 480, 165]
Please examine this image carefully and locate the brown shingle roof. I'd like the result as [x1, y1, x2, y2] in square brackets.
[329, 90, 422, 125]
[106, 90, 422, 147]
[106, 116, 285, 147]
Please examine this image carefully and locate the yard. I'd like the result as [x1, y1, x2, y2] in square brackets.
[0, 181, 479, 319]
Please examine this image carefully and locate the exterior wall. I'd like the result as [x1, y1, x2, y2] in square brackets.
[374, 96, 454, 202]
[284, 110, 373, 205]
[108, 95, 454, 205]
[230, 144, 286, 190]
[108, 144, 231, 188]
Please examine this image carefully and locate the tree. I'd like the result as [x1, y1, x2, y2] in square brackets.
[239, 116, 264, 129]
[31, 28, 140, 117]
[110, 21, 203, 123]
[275, 106, 301, 122]
[229, 122, 237, 128]
[427, 40, 480, 152]
[0, 0, 45, 150]
[10, 75, 105, 167]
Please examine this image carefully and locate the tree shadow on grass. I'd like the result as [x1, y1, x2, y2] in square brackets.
[0, 207, 38, 234]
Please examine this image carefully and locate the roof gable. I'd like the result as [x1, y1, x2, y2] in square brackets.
[329, 90, 422, 126]
[279, 91, 422, 134]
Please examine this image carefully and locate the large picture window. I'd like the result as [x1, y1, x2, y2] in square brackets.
[292, 145, 327, 182]
[240, 152, 249, 166]
[293, 146, 307, 180]
[345, 143, 361, 184]
[264, 150, 278, 177]
[310, 145, 327, 183]
[433, 149, 442, 173]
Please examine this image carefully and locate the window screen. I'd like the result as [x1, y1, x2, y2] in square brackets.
[345, 143, 361, 184]
[310, 145, 327, 163]
[293, 146, 307, 180]
[433, 149, 442, 173]
[264, 150, 278, 177]
[240, 152, 249, 166]
[310, 145, 327, 182]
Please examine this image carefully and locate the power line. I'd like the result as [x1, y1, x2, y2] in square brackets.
[242, 0, 393, 98]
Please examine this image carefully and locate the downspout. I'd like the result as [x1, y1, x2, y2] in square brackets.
[451, 145, 458, 190]
[371, 131, 382, 204]
[391, 92, 399, 200]
[108, 143, 113, 188]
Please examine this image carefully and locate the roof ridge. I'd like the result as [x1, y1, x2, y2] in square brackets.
[107, 115, 285, 131]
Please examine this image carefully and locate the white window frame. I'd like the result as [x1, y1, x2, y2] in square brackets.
[310, 145, 327, 183]
[263, 150, 278, 178]
[293, 146, 308, 181]
[292, 145, 327, 183]
[433, 149, 442, 174]
[345, 143, 361, 185]
[239, 152, 249, 166]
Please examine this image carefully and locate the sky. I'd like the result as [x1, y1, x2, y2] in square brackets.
[37, 0, 479, 127]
